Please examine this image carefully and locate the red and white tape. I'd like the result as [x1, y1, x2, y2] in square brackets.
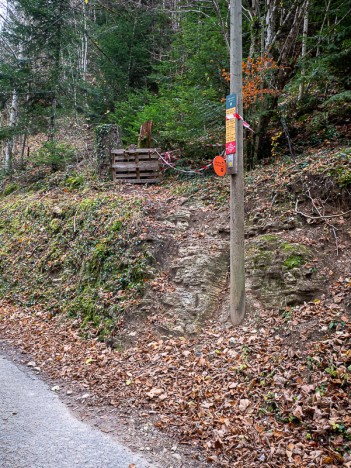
[157, 150, 213, 174]
[226, 113, 254, 133]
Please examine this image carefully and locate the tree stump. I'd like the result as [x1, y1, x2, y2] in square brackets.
[138, 121, 153, 149]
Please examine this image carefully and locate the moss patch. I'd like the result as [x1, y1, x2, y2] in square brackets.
[0, 189, 155, 340]
[2, 183, 19, 196]
[249, 237, 310, 270]
[246, 234, 322, 308]
[283, 254, 305, 270]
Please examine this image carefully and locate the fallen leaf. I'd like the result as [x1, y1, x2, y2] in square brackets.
[239, 399, 250, 412]
[293, 405, 304, 420]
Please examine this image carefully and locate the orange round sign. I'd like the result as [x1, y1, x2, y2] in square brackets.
[213, 156, 227, 177]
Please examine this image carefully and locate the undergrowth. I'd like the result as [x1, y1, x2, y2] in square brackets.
[0, 189, 155, 340]
[0, 146, 349, 339]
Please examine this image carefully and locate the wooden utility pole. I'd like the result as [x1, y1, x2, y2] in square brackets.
[229, 0, 245, 325]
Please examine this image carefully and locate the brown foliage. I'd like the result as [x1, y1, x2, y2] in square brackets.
[222, 54, 280, 109]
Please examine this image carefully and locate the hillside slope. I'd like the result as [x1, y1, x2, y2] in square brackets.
[0, 147, 350, 466]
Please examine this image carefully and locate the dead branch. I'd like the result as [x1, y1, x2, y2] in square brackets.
[294, 203, 351, 220]
[295, 190, 344, 256]
[306, 189, 339, 256]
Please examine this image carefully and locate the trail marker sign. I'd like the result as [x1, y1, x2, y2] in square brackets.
[226, 94, 237, 156]
[213, 156, 227, 176]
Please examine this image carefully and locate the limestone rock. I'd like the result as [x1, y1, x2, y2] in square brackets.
[159, 240, 229, 332]
[246, 234, 324, 308]
[165, 210, 191, 231]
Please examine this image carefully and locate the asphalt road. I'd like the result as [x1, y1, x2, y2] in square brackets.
[0, 355, 151, 468]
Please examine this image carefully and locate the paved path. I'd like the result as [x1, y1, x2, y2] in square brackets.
[0, 356, 151, 468]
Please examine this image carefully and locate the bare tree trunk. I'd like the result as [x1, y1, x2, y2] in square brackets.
[244, 0, 308, 166]
[50, 1, 67, 139]
[278, 1, 307, 65]
[81, 1, 88, 82]
[316, 0, 331, 56]
[19, 133, 27, 170]
[127, 15, 138, 88]
[170, 0, 180, 31]
[49, 98, 57, 141]
[248, 0, 260, 57]
[265, 0, 277, 51]
[211, 0, 229, 51]
[4, 90, 18, 177]
[298, 0, 309, 101]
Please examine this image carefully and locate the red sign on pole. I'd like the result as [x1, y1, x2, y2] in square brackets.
[213, 156, 227, 177]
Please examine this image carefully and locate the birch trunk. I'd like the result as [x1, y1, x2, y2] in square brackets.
[211, 0, 229, 51]
[298, 0, 309, 101]
[19, 133, 27, 169]
[4, 90, 18, 176]
[81, 1, 88, 82]
[316, 0, 331, 57]
[248, 0, 260, 57]
[265, 0, 277, 51]
[170, 0, 180, 32]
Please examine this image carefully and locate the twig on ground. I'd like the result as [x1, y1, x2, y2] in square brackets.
[294, 201, 351, 220]
[270, 192, 278, 209]
[306, 189, 340, 256]
[295, 190, 343, 256]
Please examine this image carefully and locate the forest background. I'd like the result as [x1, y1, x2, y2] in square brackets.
[0, 0, 350, 178]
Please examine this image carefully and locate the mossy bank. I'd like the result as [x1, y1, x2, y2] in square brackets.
[0, 187, 156, 339]
[246, 235, 325, 309]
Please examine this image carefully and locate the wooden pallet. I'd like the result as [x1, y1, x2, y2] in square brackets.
[111, 148, 161, 184]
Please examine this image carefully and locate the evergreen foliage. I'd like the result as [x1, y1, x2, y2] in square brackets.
[32, 140, 75, 172]
[0, 0, 350, 173]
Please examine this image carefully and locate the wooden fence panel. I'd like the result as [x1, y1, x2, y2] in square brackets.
[111, 148, 161, 184]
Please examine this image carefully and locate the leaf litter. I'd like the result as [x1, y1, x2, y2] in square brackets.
[0, 148, 350, 466]
[1, 275, 350, 466]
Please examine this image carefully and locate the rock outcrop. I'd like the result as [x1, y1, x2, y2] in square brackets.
[246, 234, 324, 308]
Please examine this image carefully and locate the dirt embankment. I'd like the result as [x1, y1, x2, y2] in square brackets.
[0, 146, 350, 466]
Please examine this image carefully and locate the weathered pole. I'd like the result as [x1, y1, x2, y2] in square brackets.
[229, 0, 245, 325]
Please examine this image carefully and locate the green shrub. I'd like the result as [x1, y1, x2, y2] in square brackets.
[32, 140, 75, 172]
[3, 183, 19, 196]
[65, 174, 84, 189]
[323, 91, 351, 105]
